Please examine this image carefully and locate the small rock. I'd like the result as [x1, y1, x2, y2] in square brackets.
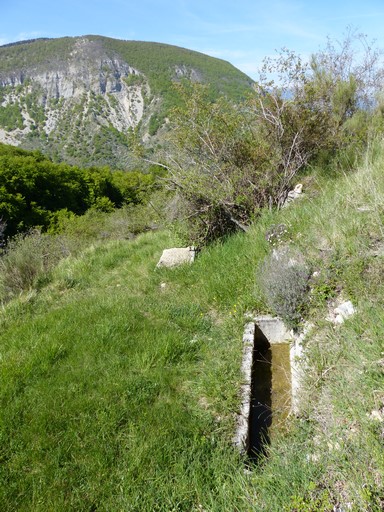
[334, 301, 355, 319]
[282, 183, 303, 207]
[156, 247, 195, 268]
[334, 314, 345, 325]
[368, 410, 384, 422]
[288, 183, 303, 199]
[327, 300, 355, 325]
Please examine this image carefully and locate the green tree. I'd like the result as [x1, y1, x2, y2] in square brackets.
[163, 84, 280, 243]
[163, 33, 384, 245]
[111, 170, 155, 205]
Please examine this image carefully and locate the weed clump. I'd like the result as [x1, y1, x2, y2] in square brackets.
[0, 217, 6, 253]
[258, 247, 311, 328]
[264, 223, 289, 247]
[0, 230, 70, 301]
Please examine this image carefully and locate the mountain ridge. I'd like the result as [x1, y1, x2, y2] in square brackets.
[0, 35, 254, 168]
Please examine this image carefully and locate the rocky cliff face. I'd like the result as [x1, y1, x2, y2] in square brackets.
[0, 38, 151, 167]
[0, 36, 253, 168]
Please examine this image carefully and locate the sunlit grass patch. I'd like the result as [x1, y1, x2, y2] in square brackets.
[1, 142, 384, 510]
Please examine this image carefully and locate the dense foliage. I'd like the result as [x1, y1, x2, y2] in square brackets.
[0, 143, 157, 237]
[163, 32, 384, 245]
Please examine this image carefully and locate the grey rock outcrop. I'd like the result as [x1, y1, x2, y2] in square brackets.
[0, 37, 148, 160]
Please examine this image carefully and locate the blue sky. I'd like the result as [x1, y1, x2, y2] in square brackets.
[1, 0, 384, 79]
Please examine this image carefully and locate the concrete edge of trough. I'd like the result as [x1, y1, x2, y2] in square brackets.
[233, 321, 255, 453]
[234, 315, 310, 454]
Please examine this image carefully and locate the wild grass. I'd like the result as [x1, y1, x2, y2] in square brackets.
[0, 230, 72, 301]
[1, 142, 384, 510]
[0, 229, 264, 511]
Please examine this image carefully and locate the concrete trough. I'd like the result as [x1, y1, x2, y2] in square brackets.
[234, 316, 302, 458]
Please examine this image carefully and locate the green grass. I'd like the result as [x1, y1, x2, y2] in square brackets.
[1, 143, 384, 510]
[0, 231, 265, 511]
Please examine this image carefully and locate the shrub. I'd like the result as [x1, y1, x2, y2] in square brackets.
[164, 84, 283, 245]
[90, 196, 115, 213]
[48, 198, 163, 242]
[162, 32, 384, 245]
[258, 247, 311, 328]
[0, 230, 71, 301]
[0, 217, 6, 253]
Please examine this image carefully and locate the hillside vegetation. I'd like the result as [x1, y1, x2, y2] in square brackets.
[0, 142, 160, 237]
[0, 36, 252, 99]
[0, 36, 253, 168]
[1, 140, 384, 510]
[0, 31, 383, 511]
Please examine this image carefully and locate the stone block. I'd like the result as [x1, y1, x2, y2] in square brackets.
[156, 247, 195, 268]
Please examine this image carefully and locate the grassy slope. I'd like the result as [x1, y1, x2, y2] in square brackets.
[1, 144, 384, 510]
[0, 230, 267, 511]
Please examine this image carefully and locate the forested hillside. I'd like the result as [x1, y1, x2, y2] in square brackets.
[0, 143, 159, 237]
[0, 36, 253, 168]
